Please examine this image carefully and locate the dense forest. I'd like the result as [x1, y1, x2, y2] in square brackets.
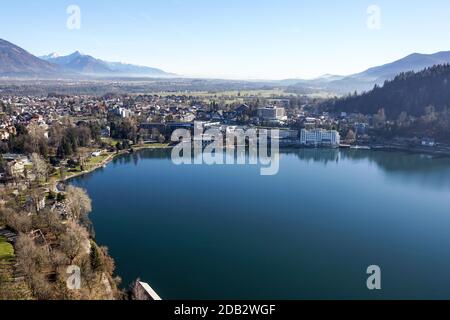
[325, 64, 450, 119]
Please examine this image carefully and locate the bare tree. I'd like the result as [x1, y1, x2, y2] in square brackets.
[30, 153, 48, 183]
[59, 220, 90, 263]
[28, 123, 47, 147]
[49, 123, 65, 149]
[34, 209, 65, 236]
[29, 187, 45, 213]
[60, 166, 67, 182]
[346, 130, 356, 142]
[397, 111, 408, 126]
[29, 273, 55, 300]
[0, 208, 32, 233]
[373, 108, 387, 128]
[65, 186, 92, 221]
[16, 234, 47, 271]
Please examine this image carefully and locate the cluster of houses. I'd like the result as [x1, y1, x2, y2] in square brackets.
[0, 92, 374, 152]
[0, 93, 444, 161]
[141, 120, 341, 148]
[0, 95, 106, 141]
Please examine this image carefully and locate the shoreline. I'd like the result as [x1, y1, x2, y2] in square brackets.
[61, 145, 173, 296]
[57, 142, 450, 184]
[62, 145, 173, 183]
[66, 144, 450, 300]
[64, 143, 450, 297]
[64, 143, 450, 184]
[369, 144, 450, 157]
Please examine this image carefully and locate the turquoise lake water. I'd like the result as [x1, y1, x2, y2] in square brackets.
[71, 149, 450, 299]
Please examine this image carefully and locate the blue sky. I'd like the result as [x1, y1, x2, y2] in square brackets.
[2, 0, 450, 79]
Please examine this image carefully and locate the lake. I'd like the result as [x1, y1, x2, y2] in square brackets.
[71, 148, 450, 299]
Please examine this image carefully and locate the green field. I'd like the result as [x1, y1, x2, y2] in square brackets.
[155, 89, 295, 103]
[134, 143, 170, 149]
[153, 88, 336, 104]
[0, 236, 14, 261]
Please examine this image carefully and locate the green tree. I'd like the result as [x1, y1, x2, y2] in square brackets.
[90, 241, 103, 272]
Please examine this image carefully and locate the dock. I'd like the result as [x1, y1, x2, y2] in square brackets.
[133, 281, 162, 301]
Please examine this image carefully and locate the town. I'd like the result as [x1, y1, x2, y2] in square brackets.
[2, 89, 450, 183]
[3, 0, 450, 307]
[1, 88, 450, 300]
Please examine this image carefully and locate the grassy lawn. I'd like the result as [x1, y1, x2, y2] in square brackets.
[48, 144, 169, 181]
[134, 143, 170, 149]
[101, 138, 120, 147]
[85, 154, 110, 166]
[0, 236, 14, 261]
[51, 167, 81, 180]
[50, 153, 113, 180]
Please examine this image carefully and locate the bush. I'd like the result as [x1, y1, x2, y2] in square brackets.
[67, 159, 79, 168]
[56, 193, 66, 202]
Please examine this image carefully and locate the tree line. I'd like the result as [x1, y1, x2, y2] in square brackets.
[324, 64, 450, 119]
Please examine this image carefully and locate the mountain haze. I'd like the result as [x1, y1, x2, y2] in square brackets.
[288, 51, 450, 94]
[41, 51, 112, 74]
[41, 51, 172, 77]
[2, 37, 450, 89]
[0, 38, 173, 78]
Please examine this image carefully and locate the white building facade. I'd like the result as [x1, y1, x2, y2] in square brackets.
[300, 129, 340, 147]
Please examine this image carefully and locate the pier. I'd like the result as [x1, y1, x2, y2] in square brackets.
[133, 281, 162, 301]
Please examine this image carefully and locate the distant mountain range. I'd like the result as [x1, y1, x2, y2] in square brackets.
[0, 38, 173, 78]
[40, 51, 172, 77]
[2, 37, 450, 92]
[0, 39, 63, 77]
[286, 52, 450, 94]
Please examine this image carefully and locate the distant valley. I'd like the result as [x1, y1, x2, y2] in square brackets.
[2, 38, 450, 95]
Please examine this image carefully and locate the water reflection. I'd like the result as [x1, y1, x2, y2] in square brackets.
[109, 148, 450, 190]
[71, 147, 450, 299]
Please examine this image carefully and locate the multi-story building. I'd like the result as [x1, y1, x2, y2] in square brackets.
[300, 129, 340, 147]
[257, 106, 287, 123]
[114, 107, 132, 118]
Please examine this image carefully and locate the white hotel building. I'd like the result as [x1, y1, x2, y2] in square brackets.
[300, 129, 341, 147]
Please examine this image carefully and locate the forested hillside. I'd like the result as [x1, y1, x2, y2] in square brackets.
[326, 64, 450, 119]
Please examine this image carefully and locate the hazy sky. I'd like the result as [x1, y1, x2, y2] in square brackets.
[2, 0, 450, 79]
